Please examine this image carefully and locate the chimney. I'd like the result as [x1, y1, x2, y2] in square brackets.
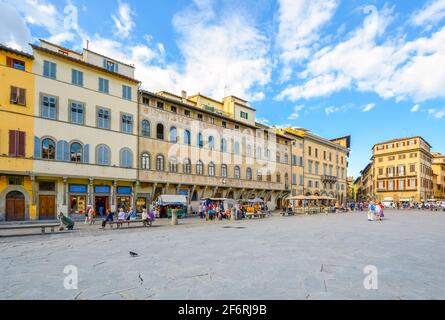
[181, 90, 187, 103]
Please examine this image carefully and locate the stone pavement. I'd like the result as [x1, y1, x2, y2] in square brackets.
[0, 209, 444, 300]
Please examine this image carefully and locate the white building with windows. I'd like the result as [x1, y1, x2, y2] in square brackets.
[31, 40, 139, 218]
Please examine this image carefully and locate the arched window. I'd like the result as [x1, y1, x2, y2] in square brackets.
[246, 167, 252, 180]
[277, 172, 281, 183]
[42, 138, 56, 160]
[234, 142, 240, 155]
[267, 170, 272, 182]
[257, 170, 263, 181]
[196, 160, 204, 175]
[141, 153, 150, 170]
[156, 123, 164, 140]
[120, 148, 133, 168]
[96, 144, 110, 165]
[169, 127, 177, 143]
[198, 133, 204, 148]
[208, 162, 215, 176]
[221, 164, 228, 178]
[276, 152, 281, 163]
[285, 173, 289, 186]
[183, 158, 191, 174]
[156, 154, 164, 171]
[221, 138, 227, 152]
[284, 154, 289, 164]
[234, 166, 241, 179]
[266, 149, 271, 160]
[208, 136, 215, 150]
[70, 142, 83, 163]
[141, 120, 150, 137]
[256, 146, 262, 159]
[247, 144, 252, 157]
[184, 130, 191, 145]
[169, 156, 178, 172]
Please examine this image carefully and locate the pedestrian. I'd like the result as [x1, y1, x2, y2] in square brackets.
[117, 208, 126, 221]
[141, 208, 151, 226]
[375, 203, 382, 221]
[88, 206, 96, 225]
[127, 206, 137, 220]
[368, 202, 376, 221]
[84, 205, 90, 224]
[101, 209, 114, 228]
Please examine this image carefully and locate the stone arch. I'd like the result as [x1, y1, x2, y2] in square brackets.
[0, 185, 31, 221]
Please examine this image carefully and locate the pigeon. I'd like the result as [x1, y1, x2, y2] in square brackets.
[129, 251, 139, 257]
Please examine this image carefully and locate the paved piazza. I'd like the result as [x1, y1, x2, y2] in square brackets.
[0, 210, 444, 300]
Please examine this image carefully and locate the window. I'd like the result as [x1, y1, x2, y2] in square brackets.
[198, 133, 204, 148]
[308, 160, 313, 174]
[221, 138, 227, 152]
[284, 154, 289, 164]
[99, 78, 109, 93]
[257, 170, 263, 181]
[184, 110, 191, 117]
[121, 114, 133, 133]
[256, 146, 262, 159]
[208, 136, 215, 150]
[308, 146, 312, 156]
[157, 124, 164, 140]
[141, 120, 150, 137]
[247, 144, 252, 157]
[410, 164, 416, 173]
[388, 180, 394, 191]
[10, 87, 26, 106]
[276, 152, 281, 163]
[170, 127, 178, 142]
[197, 160, 204, 175]
[96, 145, 110, 165]
[398, 180, 404, 190]
[41, 95, 57, 119]
[41, 138, 56, 160]
[97, 108, 110, 129]
[234, 166, 241, 179]
[8, 130, 26, 157]
[234, 142, 240, 155]
[208, 162, 215, 176]
[72, 69, 84, 86]
[197, 114, 203, 121]
[70, 101, 85, 125]
[183, 159, 191, 174]
[43, 60, 57, 79]
[222, 121, 227, 128]
[221, 164, 228, 178]
[184, 130, 191, 145]
[169, 157, 178, 173]
[240, 111, 249, 120]
[142, 97, 149, 105]
[70, 143, 83, 163]
[157, 102, 164, 110]
[104, 60, 118, 72]
[171, 106, 177, 113]
[141, 153, 150, 170]
[156, 155, 165, 171]
[246, 168, 252, 180]
[122, 85, 132, 100]
[6, 57, 25, 71]
[120, 149, 133, 168]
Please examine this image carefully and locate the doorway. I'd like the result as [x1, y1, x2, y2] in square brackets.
[39, 195, 56, 220]
[95, 196, 109, 217]
[6, 191, 25, 221]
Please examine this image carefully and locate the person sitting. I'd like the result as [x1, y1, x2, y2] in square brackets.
[117, 208, 126, 221]
[127, 207, 137, 220]
[141, 208, 152, 226]
[101, 209, 114, 228]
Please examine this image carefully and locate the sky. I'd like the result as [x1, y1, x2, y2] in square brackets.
[1, 0, 445, 178]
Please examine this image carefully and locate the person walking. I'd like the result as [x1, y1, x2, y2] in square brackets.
[87, 206, 96, 225]
[375, 202, 382, 221]
[84, 205, 90, 224]
[368, 202, 376, 221]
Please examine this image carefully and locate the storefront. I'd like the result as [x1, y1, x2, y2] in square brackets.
[94, 185, 111, 216]
[69, 184, 88, 215]
[116, 186, 132, 211]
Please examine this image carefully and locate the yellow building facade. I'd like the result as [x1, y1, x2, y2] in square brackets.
[0, 45, 36, 221]
[432, 152, 445, 200]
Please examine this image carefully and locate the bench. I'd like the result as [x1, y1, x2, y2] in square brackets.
[0, 223, 61, 234]
[246, 212, 267, 219]
[103, 219, 152, 229]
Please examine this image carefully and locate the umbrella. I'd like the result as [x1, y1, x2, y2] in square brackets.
[249, 198, 264, 204]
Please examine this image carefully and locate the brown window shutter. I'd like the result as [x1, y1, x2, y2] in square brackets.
[10, 86, 18, 104]
[18, 131, 26, 157]
[9, 130, 17, 156]
[18, 88, 26, 105]
[6, 56, 13, 67]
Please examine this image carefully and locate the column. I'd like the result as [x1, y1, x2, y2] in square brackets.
[30, 175, 37, 205]
[88, 178, 94, 206]
[62, 176, 67, 206]
[112, 180, 117, 207]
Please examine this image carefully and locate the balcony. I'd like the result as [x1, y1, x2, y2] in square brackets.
[321, 175, 337, 183]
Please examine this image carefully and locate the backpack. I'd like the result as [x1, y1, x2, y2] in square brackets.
[370, 204, 376, 211]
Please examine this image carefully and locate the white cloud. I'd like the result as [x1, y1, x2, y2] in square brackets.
[0, 1, 33, 51]
[112, 1, 135, 39]
[324, 103, 355, 115]
[412, 0, 445, 27]
[428, 108, 445, 118]
[362, 103, 376, 112]
[276, 0, 339, 80]
[410, 104, 421, 112]
[288, 105, 304, 120]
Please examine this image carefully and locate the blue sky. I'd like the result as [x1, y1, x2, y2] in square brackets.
[1, 0, 445, 177]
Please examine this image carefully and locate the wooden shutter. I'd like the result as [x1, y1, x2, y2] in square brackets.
[18, 131, 26, 157]
[9, 130, 17, 156]
[10, 87, 18, 104]
[6, 56, 13, 67]
[18, 88, 26, 105]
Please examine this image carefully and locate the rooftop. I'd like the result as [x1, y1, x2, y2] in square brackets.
[0, 43, 34, 60]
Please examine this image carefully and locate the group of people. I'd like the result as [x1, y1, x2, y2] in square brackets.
[367, 202, 385, 221]
[199, 201, 233, 221]
[82, 206, 155, 227]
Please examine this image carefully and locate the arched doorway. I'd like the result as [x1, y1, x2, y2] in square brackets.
[276, 197, 282, 209]
[6, 191, 25, 221]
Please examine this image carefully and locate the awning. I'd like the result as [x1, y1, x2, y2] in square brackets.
[156, 195, 187, 205]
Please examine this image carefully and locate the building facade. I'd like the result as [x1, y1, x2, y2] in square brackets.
[283, 128, 350, 205]
[30, 40, 140, 219]
[0, 45, 36, 221]
[371, 137, 433, 203]
[432, 152, 445, 200]
[136, 90, 293, 211]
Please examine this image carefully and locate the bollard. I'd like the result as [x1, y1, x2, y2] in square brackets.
[171, 209, 178, 226]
